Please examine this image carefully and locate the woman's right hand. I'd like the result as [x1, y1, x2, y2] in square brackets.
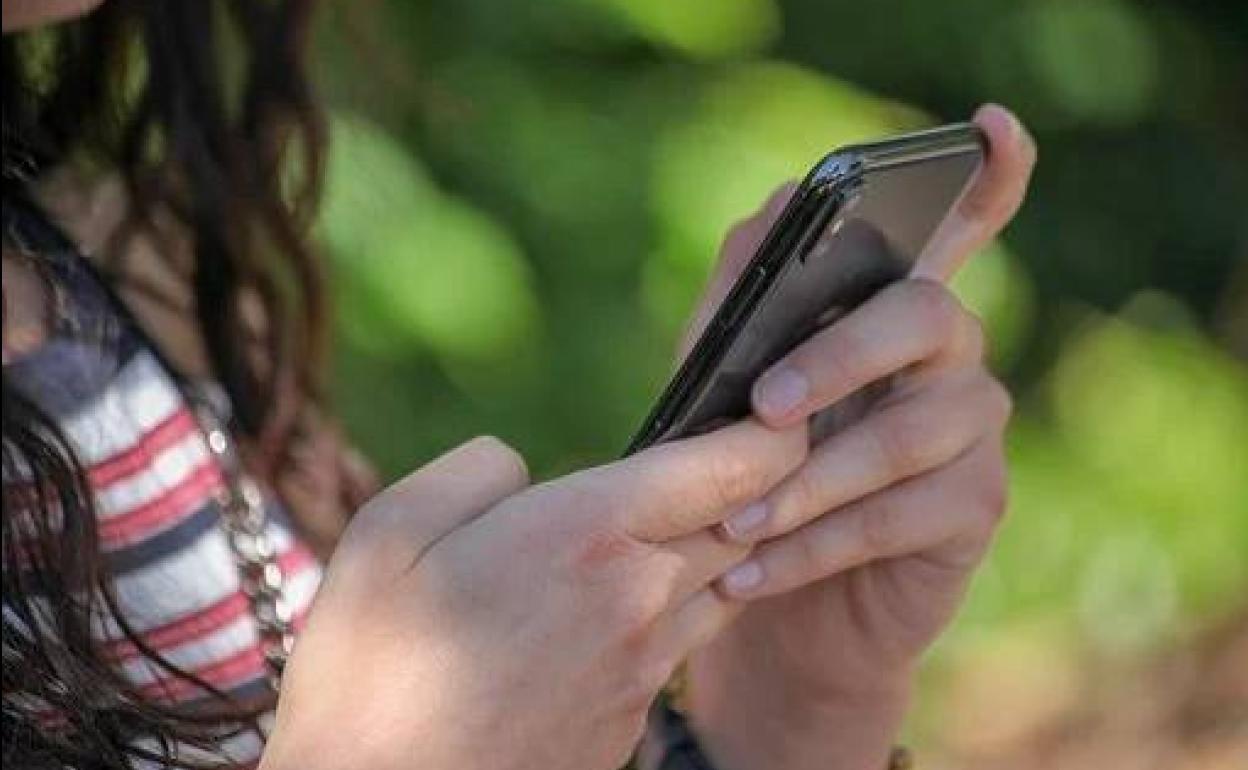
[260, 423, 807, 770]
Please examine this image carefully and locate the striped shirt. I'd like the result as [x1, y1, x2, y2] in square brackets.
[4, 221, 322, 767]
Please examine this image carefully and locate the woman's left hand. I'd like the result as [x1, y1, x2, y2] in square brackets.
[679, 105, 1037, 770]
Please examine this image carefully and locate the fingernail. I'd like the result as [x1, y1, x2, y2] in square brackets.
[975, 104, 1018, 146]
[721, 560, 764, 595]
[722, 501, 769, 541]
[754, 366, 808, 419]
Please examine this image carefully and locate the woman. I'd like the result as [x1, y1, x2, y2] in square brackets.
[2, 1, 1036, 769]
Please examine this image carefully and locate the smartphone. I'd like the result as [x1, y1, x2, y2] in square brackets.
[626, 122, 985, 454]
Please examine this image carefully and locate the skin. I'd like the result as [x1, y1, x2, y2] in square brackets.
[263, 427, 809, 770]
[682, 104, 1037, 770]
[1, 0, 104, 32]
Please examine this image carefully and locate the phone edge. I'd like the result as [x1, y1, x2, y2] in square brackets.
[623, 123, 985, 456]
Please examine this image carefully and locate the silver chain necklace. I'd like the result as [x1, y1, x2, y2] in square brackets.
[189, 385, 294, 692]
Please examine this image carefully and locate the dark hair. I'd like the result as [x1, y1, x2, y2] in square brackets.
[2, 1, 326, 766]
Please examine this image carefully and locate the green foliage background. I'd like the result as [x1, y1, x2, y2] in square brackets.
[312, 0, 1247, 757]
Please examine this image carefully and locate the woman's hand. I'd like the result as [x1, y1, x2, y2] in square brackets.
[680, 105, 1037, 770]
[261, 421, 806, 770]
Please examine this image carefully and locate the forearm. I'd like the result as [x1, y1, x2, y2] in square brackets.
[684, 648, 912, 770]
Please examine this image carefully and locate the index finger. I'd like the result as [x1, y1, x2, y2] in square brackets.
[914, 104, 1037, 282]
[599, 418, 808, 543]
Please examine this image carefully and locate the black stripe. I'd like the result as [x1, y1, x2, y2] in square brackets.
[103, 497, 296, 577]
[180, 675, 275, 715]
[103, 501, 222, 575]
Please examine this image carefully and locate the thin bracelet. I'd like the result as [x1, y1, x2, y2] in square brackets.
[887, 745, 915, 770]
[641, 695, 914, 770]
[641, 695, 715, 770]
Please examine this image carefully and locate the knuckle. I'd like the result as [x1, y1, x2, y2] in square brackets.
[871, 413, 934, 477]
[967, 166, 1025, 226]
[822, 328, 871, 392]
[468, 435, 531, 486]
[791, 525, 826, 578]
[961, 312, 988, 361]
[783, 427, 812, 477]
[905, 279, 962, 337]
[570, 525, 644, 577]
[984, 378, 1014, 428]
[949, 446, 1009, 538]
[335, 502, 386, 555]
[960, 185, 1001, 223]
[856, 499, 904, 558]
[609, 573, 671, 644]
[703, 447, 766, 509]
[782, 469, 825, 531]
[980, 481, 1009, 529]
[338, 486, 418, 555]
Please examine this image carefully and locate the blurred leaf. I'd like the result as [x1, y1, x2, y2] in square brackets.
[371, 203, 540, 362]
[1047, 296, 1248, 622]
[985, 0, 1160, 127]
[950, 297, 1248, 657]
[585, 0, 781, 58]
[319, 114, 437, 262]
[319, 113, 541, 364]
[1077, 528, 1179, 655]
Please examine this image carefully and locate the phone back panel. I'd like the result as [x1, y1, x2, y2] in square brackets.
[628, 132, 982, 452]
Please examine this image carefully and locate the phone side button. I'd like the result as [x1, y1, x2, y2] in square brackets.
[722, 298, 748, 329]
[724, 274, 767, 329]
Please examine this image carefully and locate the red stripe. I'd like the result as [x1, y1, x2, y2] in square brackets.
[138, 603, 314, 704]
[8, 461, 225, 565]
[107, 593, 250, 659]
[99, 461, 224, 546]
[88, 408, 200, 487]
[139, 644, 266, 701]
[104, 546, 317, 659]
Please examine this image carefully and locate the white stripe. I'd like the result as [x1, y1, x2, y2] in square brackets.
[116, 560, 322, 688]
[94, 431, 213, 518]
[100, 525, 321, 636]
[284, 558, 323, 617]
[61, 351, 183, 464]
[104, 528, 242, 635]
[118, 613, 259, 685]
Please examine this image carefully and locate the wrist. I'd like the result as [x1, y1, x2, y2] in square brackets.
[691, 687, 911, 770]
[685, 646, 913, 770]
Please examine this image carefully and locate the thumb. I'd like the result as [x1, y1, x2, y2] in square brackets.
[913, 104, 1037, 282]
[335, 436, 530, 575]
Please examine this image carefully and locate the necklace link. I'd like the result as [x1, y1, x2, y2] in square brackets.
[189, 386, 292, 692]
